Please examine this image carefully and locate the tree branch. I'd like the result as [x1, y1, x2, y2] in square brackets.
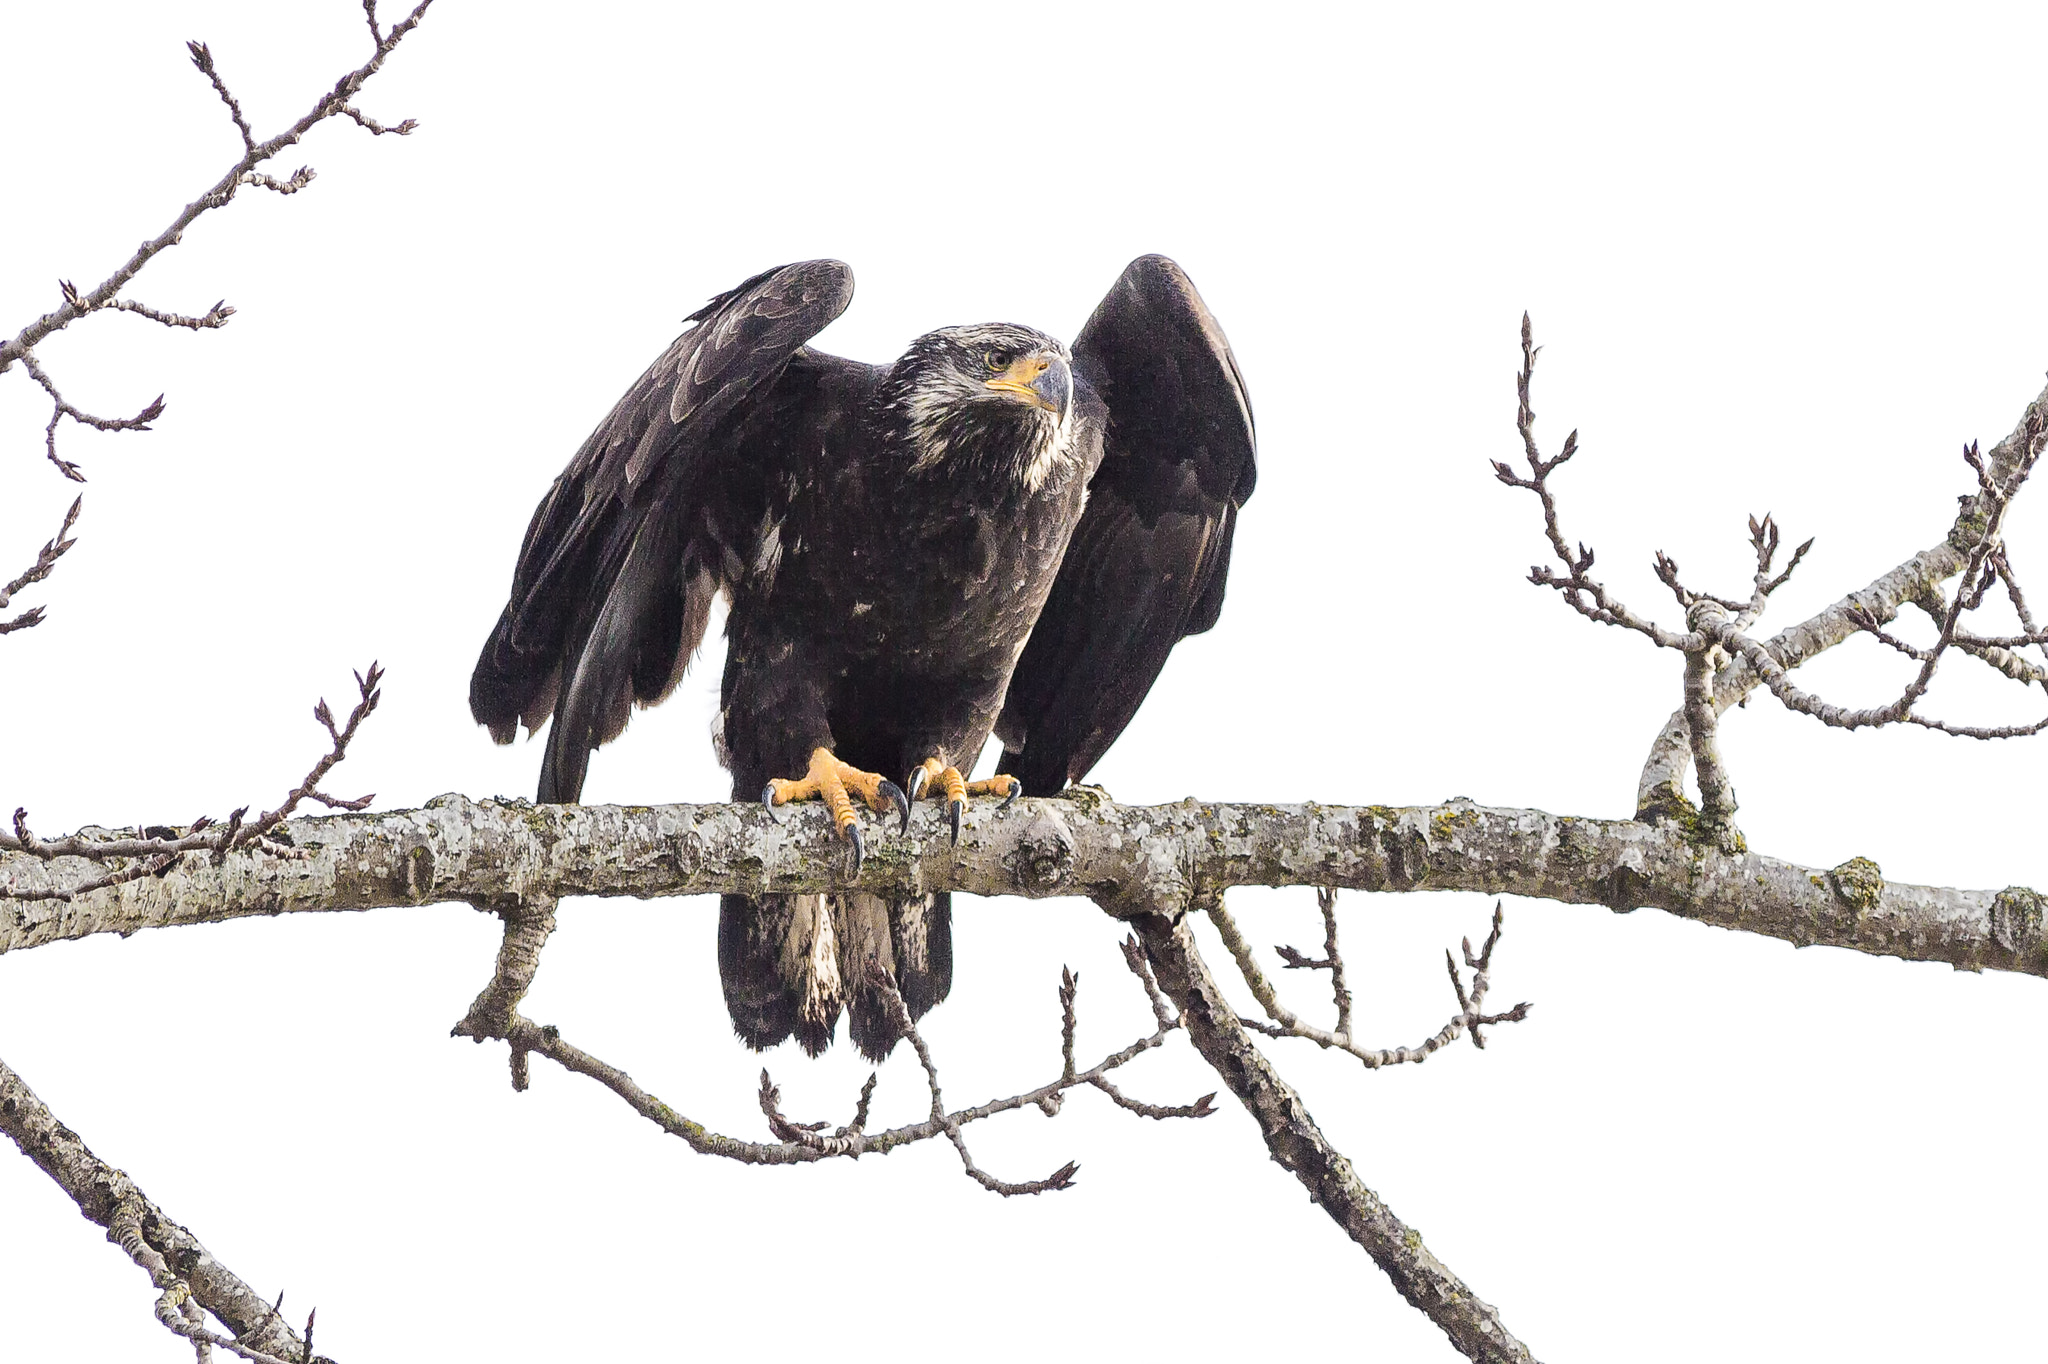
[1634, 373, 2048, 817]
[0, 494, 81, 635]
[1, 3, 434, 480]
[3, 793, 2038, 976]
[0, 1053, 327, 1362]
[1218, 894, 1532, 1066]
[446, 894, 1211, 1190]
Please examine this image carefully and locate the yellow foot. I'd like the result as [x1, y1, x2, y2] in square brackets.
[761, 748, 909, 875]
[906, 758, 1022, 845]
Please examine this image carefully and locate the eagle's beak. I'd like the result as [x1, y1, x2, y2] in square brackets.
[986, 352, 1067, 413]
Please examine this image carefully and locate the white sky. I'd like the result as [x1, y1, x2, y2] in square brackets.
[3, 3, 2045, 1360]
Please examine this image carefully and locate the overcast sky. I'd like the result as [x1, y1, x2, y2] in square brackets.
[4, 3, 2046, 1361]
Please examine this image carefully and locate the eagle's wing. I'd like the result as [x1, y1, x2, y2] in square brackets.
[997, 255, 1257, 795]
[470, 259, 855, 802]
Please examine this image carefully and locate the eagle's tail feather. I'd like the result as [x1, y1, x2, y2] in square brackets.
[889, 892, 954, 1022]
[717, 893, 804, 1052]
[717, 892, 953, 1061]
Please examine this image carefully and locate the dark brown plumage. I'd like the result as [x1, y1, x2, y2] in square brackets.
[471, 255, 1255, 1058]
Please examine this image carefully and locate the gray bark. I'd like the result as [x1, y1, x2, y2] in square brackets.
[0, 1053, 323, 1363]
[5, 793, 2039, 978]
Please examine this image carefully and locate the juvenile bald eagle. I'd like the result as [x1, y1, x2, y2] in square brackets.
[471, 256, 1256, 1058]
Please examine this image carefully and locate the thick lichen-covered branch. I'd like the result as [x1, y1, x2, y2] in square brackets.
[0, 1054, 327, 1363]
[3, 792, 2039, 977]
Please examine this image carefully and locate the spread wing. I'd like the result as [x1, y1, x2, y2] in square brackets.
[997, 255, 1257, 795]
[469, 259, 855, 802]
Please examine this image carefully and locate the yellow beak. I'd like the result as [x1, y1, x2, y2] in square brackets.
[985, 352, 1060, 412]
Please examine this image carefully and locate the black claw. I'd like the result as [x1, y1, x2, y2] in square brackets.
[1000, 777, 1022, 810]
[949, 798, 962, 845]
[906, 767, 930, 804]
[844, 822, 864, 877]
[761, 784, 781, 822]
[880, 779, 910, 832]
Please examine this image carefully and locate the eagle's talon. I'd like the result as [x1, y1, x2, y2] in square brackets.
[880, 779, 910, 832]
[761, 783, 782, 821]
[761, 747, 899, 848]
[908, 759, 1019, 844]
[845, 822, 864, 877]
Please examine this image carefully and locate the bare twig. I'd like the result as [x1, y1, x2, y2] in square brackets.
[18, 349, 164, 481]
[93, 292, 237, 333]
[185, 40, 256, 154]
[339, 106, 418, 137]
[2, 3, 435, 480]
[0, 665, 381, 900]
[1273, 887, 1358, 1037]
[1215, 893, 1531, 1068]
[452, 897, 1210, 1196]
[239, 168, 316, 197]
[1058, 965, 1079, 1080]
[0, 495, 81, 634]
[227, 663, 383, 858]
[1321, 884, 1356, 1036]
[1496, 313, 1689, 649]
[1743, 513, 1813, 626]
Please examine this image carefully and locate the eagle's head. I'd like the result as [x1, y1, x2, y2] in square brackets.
[879, 323, 1075, 491]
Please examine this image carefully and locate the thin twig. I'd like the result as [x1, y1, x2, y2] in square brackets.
[2, 1, 435, 481]
[456, 925, 1210, 1197]
[1215, 895, 1531, 1069]
[0, 665, 381, 899]
[18, 349, 163, 481]
[0, 495, 81, 634]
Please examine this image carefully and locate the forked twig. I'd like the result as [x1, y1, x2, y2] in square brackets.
[2, 2, 434, 481]
[458, 929, 1213, 1199]
[1219, 891, 1532, 1068]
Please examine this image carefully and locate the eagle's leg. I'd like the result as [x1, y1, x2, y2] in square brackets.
[906, 757, 1022, 845]
[762, 747, 910, 874]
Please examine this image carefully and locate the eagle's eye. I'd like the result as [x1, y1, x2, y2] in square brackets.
[985, 349, 1010, 372]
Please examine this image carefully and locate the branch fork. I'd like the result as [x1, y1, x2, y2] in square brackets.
[1507, 317, 2048, 835]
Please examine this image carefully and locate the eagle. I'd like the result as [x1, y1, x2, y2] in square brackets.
[470, 255, 1256, 1059]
